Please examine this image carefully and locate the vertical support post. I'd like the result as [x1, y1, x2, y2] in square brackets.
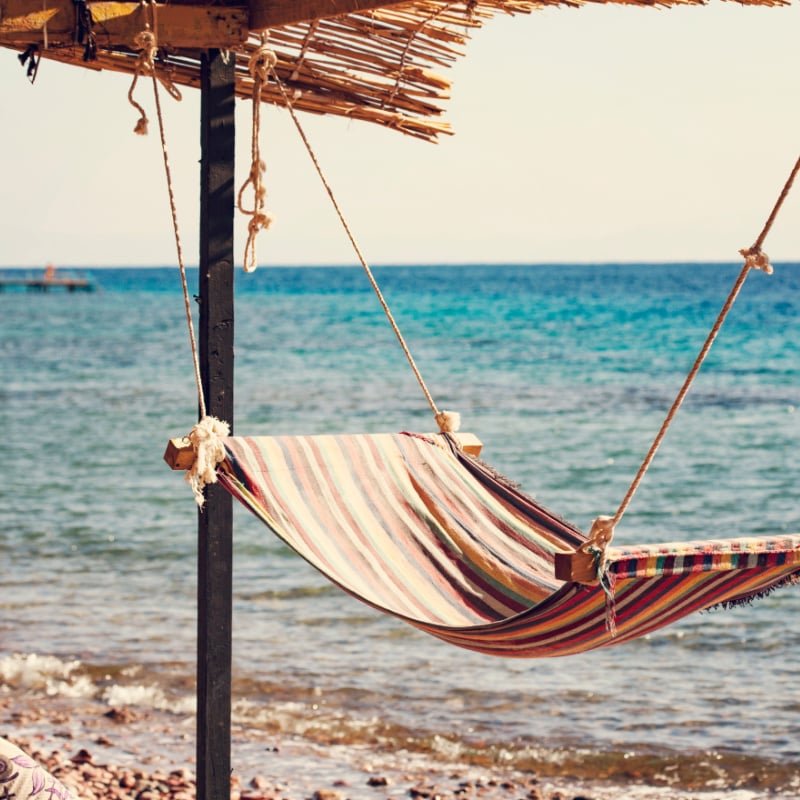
[197, 48, 236, 800]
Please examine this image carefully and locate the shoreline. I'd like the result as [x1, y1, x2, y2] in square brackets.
[2, 692, 795, 800]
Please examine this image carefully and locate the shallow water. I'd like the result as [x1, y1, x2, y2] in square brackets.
[1, 263, 798, 791]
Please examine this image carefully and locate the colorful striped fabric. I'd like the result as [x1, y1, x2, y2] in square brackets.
[217, 432, 800, 658]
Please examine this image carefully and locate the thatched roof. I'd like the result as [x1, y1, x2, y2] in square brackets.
[0, 0, 789, 141]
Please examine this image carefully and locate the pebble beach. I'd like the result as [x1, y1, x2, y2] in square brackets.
[3, 684, 798, 800]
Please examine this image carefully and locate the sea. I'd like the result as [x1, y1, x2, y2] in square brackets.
[1, 263, 798, 797]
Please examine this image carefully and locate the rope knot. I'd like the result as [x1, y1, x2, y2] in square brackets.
[582, 515, 617, 635]
[435, 410, 461, 433]
[128, 28, 158, 135]
[248, 46, 278, 83]
[739, 247, 773, 275]
[185, 415, 231, 507]
[584, 515, 615, 551]
[133, 30, 157, 69]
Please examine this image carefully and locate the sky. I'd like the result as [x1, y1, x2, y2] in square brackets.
[1, 1, 799, 267]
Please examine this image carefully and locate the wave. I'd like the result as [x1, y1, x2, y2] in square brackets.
[3, 652, 799, 795]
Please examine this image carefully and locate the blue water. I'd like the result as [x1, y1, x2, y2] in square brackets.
[1, 263, 798, 792]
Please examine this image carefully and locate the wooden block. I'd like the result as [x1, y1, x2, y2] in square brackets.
[164, 437, 194, 471]
[0, 0, 248, 48]
[424, 432, 483, 457]
[554, 549, 599, 584]
[441, 432, 482, 458]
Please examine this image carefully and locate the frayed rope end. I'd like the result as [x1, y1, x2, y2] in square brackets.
[184, 416, 231, 507]
[435, 410, 461, 433]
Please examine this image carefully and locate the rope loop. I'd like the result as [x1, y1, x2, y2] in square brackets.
[237, 39, 277, 272]
[248, 43, 278, 83]
[128, 29, 157, 134]
[127, 17, 182, 135]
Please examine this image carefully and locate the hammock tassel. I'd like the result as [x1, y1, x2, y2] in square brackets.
[184, 416, 231, 507]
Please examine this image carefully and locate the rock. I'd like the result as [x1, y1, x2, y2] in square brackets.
[312, 790, 344, 800]
[71, 749, 94, 764]
[250, 775, 271, 790]
[104, 707, 139, 724]
[366, 776, 389, 787]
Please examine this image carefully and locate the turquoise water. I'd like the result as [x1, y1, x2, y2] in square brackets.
[1, 263, 798, 792]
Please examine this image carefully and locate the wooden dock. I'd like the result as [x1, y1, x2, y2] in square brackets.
[0, 269, 94, 292]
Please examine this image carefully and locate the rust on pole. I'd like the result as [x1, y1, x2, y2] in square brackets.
[197, 47, 236, 800]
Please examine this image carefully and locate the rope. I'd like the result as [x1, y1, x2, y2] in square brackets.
[126, 7, 203, 422]
[385, 3, 455, 107]
[289, 20, 319, 81]
[586, 150, 800, 561]
[238, 38, 276, 273]
[131, 13, 230, 504]
[127, 14, 182, 137]
[128, 29, 157, 135]
[267, 59, 460, 434]
[148, 57, 206, 421]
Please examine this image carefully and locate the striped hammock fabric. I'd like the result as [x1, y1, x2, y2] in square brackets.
[217, 432, 800, 658]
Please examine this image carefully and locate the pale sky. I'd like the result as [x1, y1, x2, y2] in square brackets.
[1, 1, 799, 267]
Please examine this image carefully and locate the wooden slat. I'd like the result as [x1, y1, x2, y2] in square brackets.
[249, 0, 408, 30]
[0, 0, 247, 48]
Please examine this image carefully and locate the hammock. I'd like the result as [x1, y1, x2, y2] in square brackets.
[159, 63, 800, 659]
[207, 430, 800, 658]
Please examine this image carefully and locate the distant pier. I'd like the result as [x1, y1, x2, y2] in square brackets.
[0, 266, 95, 292]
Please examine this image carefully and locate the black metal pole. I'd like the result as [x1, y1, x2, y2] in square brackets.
[198, 48, 236, 800]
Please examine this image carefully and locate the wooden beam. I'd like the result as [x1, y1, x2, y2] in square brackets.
[165, 431, 483, 470]
[197, 48, 235, 800]
[248, 0, 407, 31]
[0, 0, 247, 48]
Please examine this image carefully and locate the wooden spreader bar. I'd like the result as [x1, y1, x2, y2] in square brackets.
[164, 431, 483, 471]
[553, 549, 600, 584]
